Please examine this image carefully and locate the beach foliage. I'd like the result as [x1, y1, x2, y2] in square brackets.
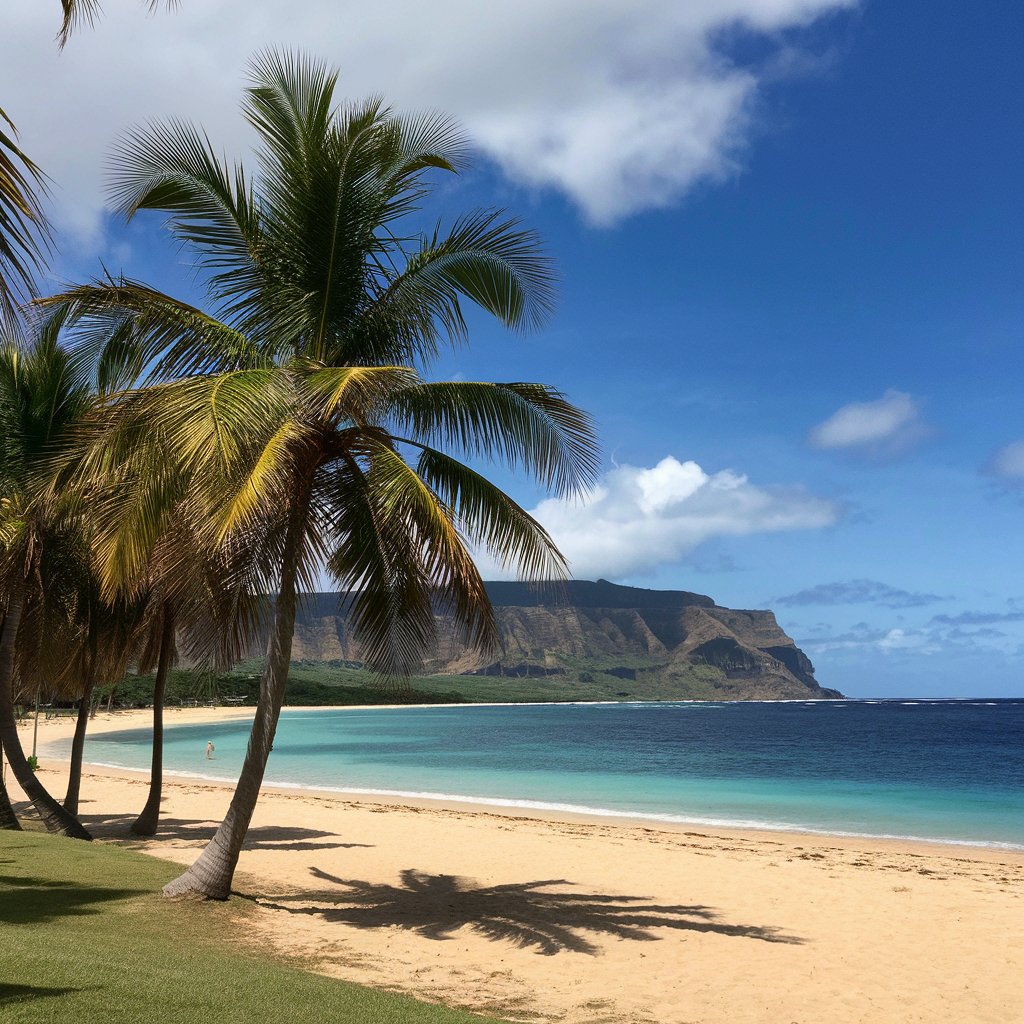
[0, 328, 95, 837]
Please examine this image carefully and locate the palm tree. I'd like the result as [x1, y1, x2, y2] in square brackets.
[5, 516, 128, 818]
[128, 524, 264, 836]
[59, 577, 144, 817]
[0, 329, 93, 838]
[47, 50, 598, 898]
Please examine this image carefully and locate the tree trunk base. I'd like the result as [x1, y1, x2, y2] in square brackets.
[163, 865, 231, 901]
[0, 784, 21, 831]
[129, 813, 157, 837]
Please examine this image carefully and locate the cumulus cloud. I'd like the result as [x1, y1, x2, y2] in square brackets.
[989, 440, 1024, 479]
[808, 389, 928, 454]
[776, 579, 947, 609]
[482, 455, 838, 580]
[1, 0, 856, 240]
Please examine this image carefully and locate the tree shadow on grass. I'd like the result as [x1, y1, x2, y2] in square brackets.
[0, 875, 148, 926]
[0, 984, 85, 1006]
[257, 867, 803, 955]
[77, 814, 372, 852]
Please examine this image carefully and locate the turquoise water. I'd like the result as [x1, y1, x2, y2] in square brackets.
[54, 700, 1024, 848]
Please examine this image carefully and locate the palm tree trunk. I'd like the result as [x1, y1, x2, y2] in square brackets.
[0, 609, 24, 831]
[163, 507, 305, 899]
[0, 766, 21, 830]
[63, 635, 99, 816]
[0, 573, 92, 839]
[131, 606, 174, 836]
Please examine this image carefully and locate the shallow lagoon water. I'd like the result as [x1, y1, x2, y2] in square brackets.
[60, 699, 1024, 848]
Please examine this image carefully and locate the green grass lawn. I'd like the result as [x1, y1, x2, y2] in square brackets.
[0, 830, 499, 1024]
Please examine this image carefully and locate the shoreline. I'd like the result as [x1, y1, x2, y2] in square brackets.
[73, 760, 1024, 856]
[10, 706, 1024, 1024]
[34, 703, 1024, 856]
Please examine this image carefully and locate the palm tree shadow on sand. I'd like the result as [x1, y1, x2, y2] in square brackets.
[76, 813, 372, 853]
[257, 867, 803, 955]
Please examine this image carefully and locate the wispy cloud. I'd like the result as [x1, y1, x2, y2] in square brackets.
[777, 579, 947, 609]
[988, 440, 1024, 479]
[800, 623, 941, 656]
[808, 389, 928, 454]
[1, 0, 857, 240]
[481, 455, 838, 580]
[928, 610, 1024, 627]
[802, 612, 1024, 661]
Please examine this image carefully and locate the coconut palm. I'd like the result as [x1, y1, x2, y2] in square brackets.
[59, 576, 145, 816]
[0, 329, 93, 838]
[46, 49, 598, 898]
[127, 523, 264, 836]
[7, 517, 121, 818]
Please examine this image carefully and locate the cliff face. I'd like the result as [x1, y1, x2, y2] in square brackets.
[285, 579, 840, 701]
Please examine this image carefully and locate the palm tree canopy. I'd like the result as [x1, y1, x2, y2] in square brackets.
[0, 327, 93, 508]
[0, 329, 96, 702]
[45, 50, 599, 675]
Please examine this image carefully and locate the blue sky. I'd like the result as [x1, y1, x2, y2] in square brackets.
[3, 1, 1023, 696]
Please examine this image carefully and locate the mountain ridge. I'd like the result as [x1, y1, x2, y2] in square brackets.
[285, 580, 841, 701]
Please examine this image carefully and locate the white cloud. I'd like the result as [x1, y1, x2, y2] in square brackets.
[1, 0, 856, 242]
[990, 440, 1024, 479]
[483, 455, 838, 580]
[808, 389, 927, 452]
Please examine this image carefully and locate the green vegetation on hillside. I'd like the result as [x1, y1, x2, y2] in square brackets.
[0, 830, 497, 1023]
[92, 655, 733, 708]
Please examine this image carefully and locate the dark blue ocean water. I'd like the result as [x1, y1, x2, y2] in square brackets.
[62, 699, 1024, 848]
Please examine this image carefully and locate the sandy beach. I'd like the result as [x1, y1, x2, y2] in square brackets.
[7, 707, 1023, 1024]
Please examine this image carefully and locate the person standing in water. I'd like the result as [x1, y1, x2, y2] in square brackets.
[205, 741, 215, 760]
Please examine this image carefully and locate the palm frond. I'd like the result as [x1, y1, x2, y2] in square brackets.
[108, 120, 261, 304]
[0, 107, 51, 327]
[388, 380, 599, 497]
[302, 364, 420, 424]
[322, 439, 500, 672]
[38, 277, 264, 383]
[414, 446, 568, 581]
[381, 210, 558, 339]
[58, 1, 180, 49]
[244, 50, 338, 175]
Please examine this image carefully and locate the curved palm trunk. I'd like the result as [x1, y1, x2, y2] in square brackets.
[63, 637, 99, 816]
[0, 616, 23, 831]
[0, 769, 21, 830]
[163, 507, 305, 899]
[131, 607, 175, 836]
[0, 574, 92, 839]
